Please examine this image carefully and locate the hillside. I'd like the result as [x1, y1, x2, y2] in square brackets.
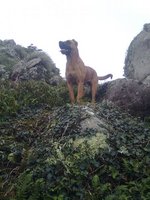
[0, 40, 150, 200]
[0, 81, 150, 200]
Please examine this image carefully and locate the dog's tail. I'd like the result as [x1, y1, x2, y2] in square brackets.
[98, 74, 113, 80]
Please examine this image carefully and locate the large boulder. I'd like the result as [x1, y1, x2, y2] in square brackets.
[124, 23, 150, 84]
[101, 78, 150, 117]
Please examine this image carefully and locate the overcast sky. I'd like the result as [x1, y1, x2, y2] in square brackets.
[0, 0, 150, 79]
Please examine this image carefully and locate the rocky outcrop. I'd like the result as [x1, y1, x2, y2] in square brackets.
[101, 78, 150, 117]
[124, 23, 150, 84]
[0, 40, 63, 85]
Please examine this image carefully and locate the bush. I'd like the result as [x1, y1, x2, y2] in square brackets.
[0, 80, 69, 117]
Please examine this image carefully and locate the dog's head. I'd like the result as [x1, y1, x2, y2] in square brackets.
[59, 39, 78, 56]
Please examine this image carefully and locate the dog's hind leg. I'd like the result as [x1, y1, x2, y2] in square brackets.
[91, 80, 98, 104]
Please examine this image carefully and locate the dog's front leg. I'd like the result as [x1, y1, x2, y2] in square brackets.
[77, 81, 84, 103]
[67, 82, 75, 104]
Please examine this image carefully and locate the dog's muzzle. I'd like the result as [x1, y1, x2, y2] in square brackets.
[59, 41, 71, 55]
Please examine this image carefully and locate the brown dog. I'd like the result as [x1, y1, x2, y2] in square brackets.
[59, 39, 113, 104]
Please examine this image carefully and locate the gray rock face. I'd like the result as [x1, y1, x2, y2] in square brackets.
[80, 106, 110, 133]
[124, 23, 150, 84]
[10, 58, 42, 81]
[103, 78, 150, 117]
[0, 39, 63, 85]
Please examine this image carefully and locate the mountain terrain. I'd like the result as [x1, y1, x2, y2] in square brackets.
[0, 32, 150, 200]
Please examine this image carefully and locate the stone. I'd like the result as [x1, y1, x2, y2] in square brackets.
[80, 106, 111, 133]
[0, 39, 63, 85]
[124, 23, 150, 84]
[102, 78, 150, 117]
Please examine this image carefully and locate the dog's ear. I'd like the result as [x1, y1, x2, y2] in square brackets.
[72, 39, 78, 46]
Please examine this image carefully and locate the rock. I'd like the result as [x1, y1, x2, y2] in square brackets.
[0, 39, 18, 58]
[3, 39, 16, 47]
[25, 57, 41, 69]
[124, 23, 150, 84]
[143, 75, 150, 86]
[9, 57, 64, 85]
[10, 58, 43, 81]
[102, 78, 150, 117]
[0, 39, 63, 85]
[80, 106, 110, 133]
[10, 57, 63, 85]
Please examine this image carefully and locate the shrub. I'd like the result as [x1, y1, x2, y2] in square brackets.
[0, 80, 69, 117]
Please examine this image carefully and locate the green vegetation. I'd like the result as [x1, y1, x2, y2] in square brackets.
[0, 80, 69, 117]
[0, 39, 150, 200]
[0, 80, 150, 199]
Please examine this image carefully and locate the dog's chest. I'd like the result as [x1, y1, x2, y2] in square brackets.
[66, 58, 85, 74]
[66, 73, 78, 84]
[66, 66, 86, 83]
[66, 63, 78, 74]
